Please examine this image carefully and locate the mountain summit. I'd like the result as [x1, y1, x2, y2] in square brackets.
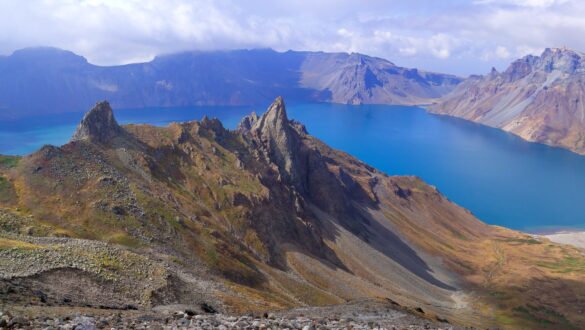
[535, 47, 584, 73]
[431, 47, 585, 154]
[245, 97, 307, 191]
[71, 101, 123, 143]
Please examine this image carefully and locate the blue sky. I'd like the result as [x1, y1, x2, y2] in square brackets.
[0, 0, 583, 76]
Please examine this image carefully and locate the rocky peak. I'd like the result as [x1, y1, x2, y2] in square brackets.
[200, 115, 225, 133]
[539, 47, 584, 73]
[71, 101, 123, 144]
[488, 67, 499, 78]
[237, 112, 259, 132]
[247, 97, 307, 191]
[541, 47, 583, 58]
[251, 97, 289, 132]
[503, 48, 585, 82]
[347, 52, 395, 67]
[503, 55, 538, 82]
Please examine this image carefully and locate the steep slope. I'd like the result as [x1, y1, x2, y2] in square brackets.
[300, 52, 460, 105]
[0, 99, 584, 329]
[0, 48, 461, 118]
[431, 47, 585, 155]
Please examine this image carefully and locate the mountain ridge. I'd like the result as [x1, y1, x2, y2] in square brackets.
[1, 98, 584, 329]
[0, 47, 462, 119]
[431, 47, 585, 155]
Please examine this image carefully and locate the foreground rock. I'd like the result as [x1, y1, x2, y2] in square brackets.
[0, 300, 461, 330]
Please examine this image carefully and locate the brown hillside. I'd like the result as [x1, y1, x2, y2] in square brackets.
[1, 98, 584, 329]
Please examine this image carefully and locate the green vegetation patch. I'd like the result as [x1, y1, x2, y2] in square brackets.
[0, 209, 55, 236]
[0, 156, 19, 169]
[512, 304, 575, 329]
[200, 233, 265, 287]
[0, 237, 40, 250]
[493, 313, 516, 326]
[94, 252, 124, 272]
[497, 237, 542, 245]
[0, 176, 16, 203]
[0, 176, 10, 190]
[537, 256, 585, 274]
[107, 232, 143, 248]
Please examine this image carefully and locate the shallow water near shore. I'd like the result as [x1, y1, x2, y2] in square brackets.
[1, 102, 585, 232]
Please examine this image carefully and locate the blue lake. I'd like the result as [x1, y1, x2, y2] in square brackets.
[1, 102, 585, 233]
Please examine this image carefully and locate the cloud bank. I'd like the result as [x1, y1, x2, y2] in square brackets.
[0, 0, 584, 75]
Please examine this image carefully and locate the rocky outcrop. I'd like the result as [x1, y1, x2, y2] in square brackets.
[0, 300, 459, 329]
[237, 112, 259, 132]
[71, 101, 123, 144]
[246, 97, 307, 191]
[241, 97, 367, 227]
[431, 47, 585, 154]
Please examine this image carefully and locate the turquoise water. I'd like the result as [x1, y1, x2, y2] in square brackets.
[1, 103, 584, 232]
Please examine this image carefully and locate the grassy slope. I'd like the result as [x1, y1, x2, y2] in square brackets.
[0, 119, 583, 329]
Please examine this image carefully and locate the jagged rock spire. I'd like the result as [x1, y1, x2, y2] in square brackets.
[237, 111, 259, 132]
[71, 101, 122, 144]
[246, 97, 307, 191]
[251, 96, 289, 135]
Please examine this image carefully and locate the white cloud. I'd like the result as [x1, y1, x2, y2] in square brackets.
[399, 47, 418, 56]
[481, 46, 512, 61]
[495, 46, 511, 59]
[474, 0, 569, 7]
[429, 34, 455, 59]
[0, 0, 584, 75]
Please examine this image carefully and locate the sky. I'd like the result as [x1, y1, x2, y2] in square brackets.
[0, 0, 584, 76]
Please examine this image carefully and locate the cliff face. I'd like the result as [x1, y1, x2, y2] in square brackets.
[431, 47, 585, 154]
[0, 48, 462, 118]
[1, 98, 584, 329]
[300, 52, 461, 105]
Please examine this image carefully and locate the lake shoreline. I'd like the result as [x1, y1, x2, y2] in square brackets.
[538, 231, 585, 250]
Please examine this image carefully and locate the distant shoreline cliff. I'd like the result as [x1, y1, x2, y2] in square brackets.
[0, 47, 461, 119]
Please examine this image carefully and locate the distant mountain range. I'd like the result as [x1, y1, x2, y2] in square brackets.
[431, 48, 585, 155]
[0, 47, 462, 118]
[3, 46, 585, 155]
